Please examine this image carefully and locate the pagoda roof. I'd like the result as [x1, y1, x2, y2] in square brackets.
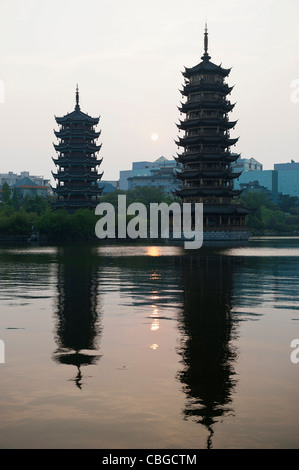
[52, 171, 102, 180]
[183, 59, 231, 78]
[175, 169, 242, 180]
[52, 186, 103, 195]
[174, 187, 241, 198]
[52, 199, 102, 209]
[175, 152, 240, 163]
[178, 100, 235, 113]
[13, 177, 37, 187]
[54, 129, 101, 139]
[52, 156, 103, 166]
[175, 136, 239, 147]
[55, 108, 99, 125]
[201, 204, 253, 215]
[55, 86, 100, 125]
[177, 118, 238, 130]
[181, 83, 234, 96]
[53, 142, 102, 152]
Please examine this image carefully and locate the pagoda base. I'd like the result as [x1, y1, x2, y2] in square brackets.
[167, 226, 251, 248]
[203, 228, 251, 241]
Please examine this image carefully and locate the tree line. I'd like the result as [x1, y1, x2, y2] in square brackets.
[1, 181, 299, 241]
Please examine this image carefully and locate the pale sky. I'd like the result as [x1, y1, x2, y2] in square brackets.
[0, 0, 299, 182]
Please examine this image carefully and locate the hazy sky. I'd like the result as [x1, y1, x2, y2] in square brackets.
[0, 0, 299, 182]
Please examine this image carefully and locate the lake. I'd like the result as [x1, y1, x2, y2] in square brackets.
[0, 237, 299, 449]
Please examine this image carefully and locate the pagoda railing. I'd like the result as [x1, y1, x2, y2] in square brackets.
[187, 130, 230, 137]
[187, 96, 230, 105]
[189, 77, 223, 85]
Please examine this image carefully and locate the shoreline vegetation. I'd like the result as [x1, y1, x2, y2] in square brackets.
[1, 184, 299, 243]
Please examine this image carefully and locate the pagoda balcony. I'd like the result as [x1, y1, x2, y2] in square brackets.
[176, 153, 240, 165]
[179, 100, 235, 113]
[181, 83, 233, 96]
[177, 169, 240, 180]
[187, 95, 231, 104]
[53, 143, 102, 152]
[54, 129, 101, 139]
[182, 181, 234, 189]
[178, 119, 236, 131]
[188, 77, 224, 85]
[185, 129, 231, 137]
[53, 186, 103, 196]
[178, 118, 232, 130]
[175, 187, 241, 198]
[176, 135, 238, 147]
[52, 171, 102, 180]
[52, 199, 101, 208]
[52, 156, 102, 165]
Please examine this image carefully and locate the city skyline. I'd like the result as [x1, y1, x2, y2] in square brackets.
[0, 0, 299, 182]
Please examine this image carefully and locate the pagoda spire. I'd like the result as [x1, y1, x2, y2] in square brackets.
[202, 22, 211, 61]
[75, 84, 80, 110]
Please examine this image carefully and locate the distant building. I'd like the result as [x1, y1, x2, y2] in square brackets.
[120, 156, 180, 194]
[274, 160, 299, 198]
[12, 176, 50, 200]
[0, 171, 50, 188]
[239, 181, 274, 200]
[234, 169, 278, 202]
[100, 180, 119, 195]
[127, 164, 180, 195]
[274, 160, 299, 171]
[231, 156, 263, 173]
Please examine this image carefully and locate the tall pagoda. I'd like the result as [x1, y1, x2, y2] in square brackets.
[52, 86, 103, 211]
[175, 25, 251, 240]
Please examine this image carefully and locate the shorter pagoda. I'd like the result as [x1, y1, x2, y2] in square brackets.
[52, 86, 103, 211]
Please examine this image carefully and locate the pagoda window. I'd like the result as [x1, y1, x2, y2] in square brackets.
[189, 94, 201, 103]
[190, 75, 201, 84]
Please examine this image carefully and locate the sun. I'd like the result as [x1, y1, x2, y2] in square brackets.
[151, 133, 159, 141]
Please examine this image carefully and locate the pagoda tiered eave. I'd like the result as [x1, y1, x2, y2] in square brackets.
[53, 143, 102, 152]
[175, 152, 240, 163]
[52, 156, 103, 166]
[174, 187, 241, 198]
[177, 119, 238, 130]
[179, 100, 235, 113]
[180, 83, 234, 96]
[183, 61, 231, 78]
[54, 129, 101, 139]
[52, 171, 102, 181]
[175, 136, 239, 147]
[52, 186, 103, 196]
[175, 169, 242, 180]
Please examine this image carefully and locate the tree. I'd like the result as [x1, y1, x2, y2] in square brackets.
[11, 188, 20, 210]
[1, 182, 11, 204]
[23, 195, 50, 215]
[278, 194, 299, 213]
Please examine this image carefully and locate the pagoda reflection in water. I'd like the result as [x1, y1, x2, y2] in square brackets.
[176, 253, 239, 448]
[52, 246, 102, 389]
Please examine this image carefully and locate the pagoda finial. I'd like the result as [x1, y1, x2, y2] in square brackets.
[202, 22, 211, 60]
[75, 84, 80, 110]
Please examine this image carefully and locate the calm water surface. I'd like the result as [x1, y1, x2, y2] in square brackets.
[0, 237, 299, 449]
